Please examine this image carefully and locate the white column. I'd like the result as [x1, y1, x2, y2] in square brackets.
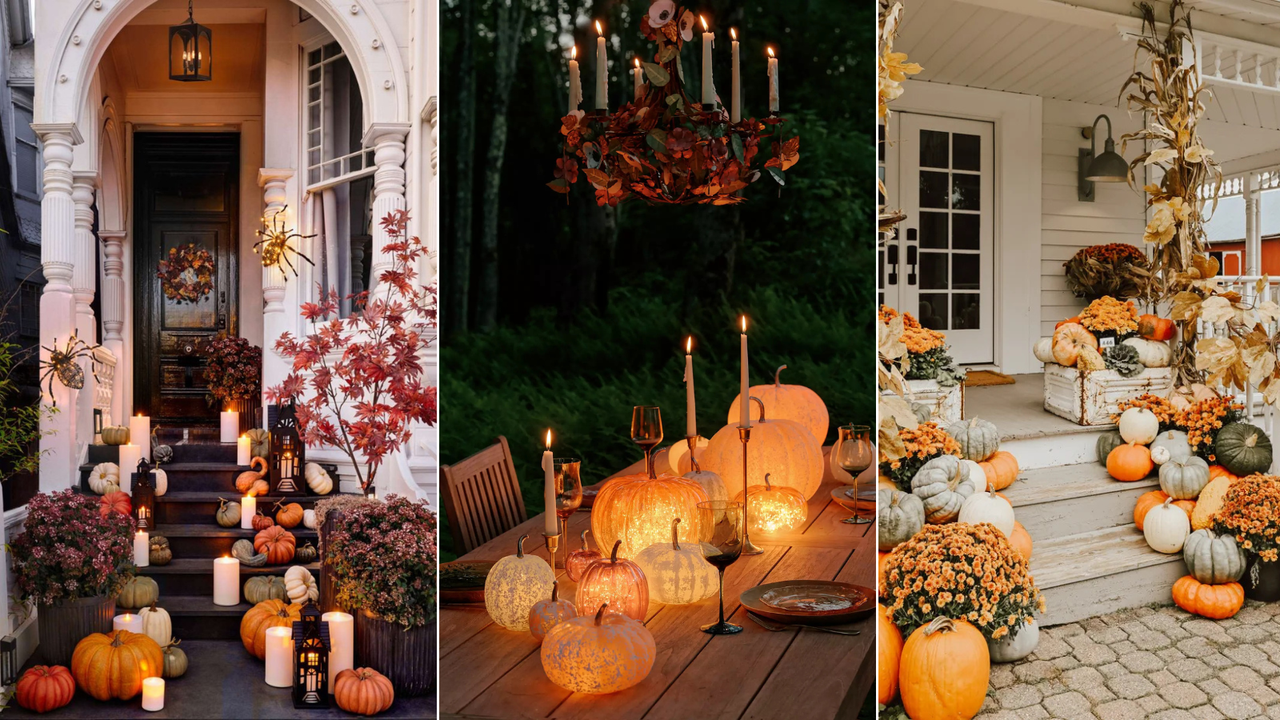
[1245, 174, 1259, 276]
[364, 123, 413, 291]
[258, 169, 293, 421]
[33, 123, 84, 492]
[71, 173, 98, 343]
[100, 230, 127, 426]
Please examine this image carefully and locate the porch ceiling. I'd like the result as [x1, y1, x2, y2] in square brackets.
[105, 23, 265, 95]
[896, 0, 1280, 131]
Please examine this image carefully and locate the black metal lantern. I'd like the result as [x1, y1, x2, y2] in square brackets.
[169, 0, 212, 82]
[132, 458, 156, 530]
[292, 601, 330, 708]
[270, 400, 305, 495]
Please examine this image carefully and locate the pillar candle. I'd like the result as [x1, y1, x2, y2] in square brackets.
[543, 431, 557, 536]
[595, 21, 608, 110]
[129, 414, 151, 461]
[241, 495, 256, 530]
[213, 556, 240, 606]
[237, 435, 252, 466]
[568, 47, 581, 114]
[633, 58, 644, 102]
[142, 677, 164, 712]
[322, 611, 354, 691]
[264, 626, 294, 687]
[685, 337, 696, 437]
[118, 444, 142, 491]
[220, 410, 239, 443]
[731, 29, 741, 123]
[740, 317, 750, 428]
[113, 613, 143, 634]
[134, 530, 149, 568]
[701, 17, 715, 107]
[767, 48, 779, 114]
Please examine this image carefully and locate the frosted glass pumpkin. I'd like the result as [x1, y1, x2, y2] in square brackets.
[565, 530, 603, 583]
[540, 604, 656, 695]
[591, 472, 709, 558]
[484, 535, 554, 631]
[726, 365, 830, 444]
[575, 540, 650, 622]
[733, 473, 806, 534]
[682, 468, 727, 504]
[89, 463, 120, 495]
[528, 581, 576, 642]
[633, 518, 718, 605]
[667, 436, 709, 475]
[702, 399, 824, 500]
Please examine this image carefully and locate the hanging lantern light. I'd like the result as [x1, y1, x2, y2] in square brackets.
[270, 400, 306, 496]
[169, 0, 212, 82]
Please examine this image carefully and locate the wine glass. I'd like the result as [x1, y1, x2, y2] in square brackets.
[552, 458, 583, 568]
[836, 424, 874, 524]
[698, 500, 745, 635]
[631, 406, 664, 478]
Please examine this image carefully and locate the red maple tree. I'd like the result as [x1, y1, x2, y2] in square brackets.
[267, 211, 438, 492]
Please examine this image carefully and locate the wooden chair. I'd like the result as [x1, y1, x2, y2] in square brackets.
[440, 436, 528, 555]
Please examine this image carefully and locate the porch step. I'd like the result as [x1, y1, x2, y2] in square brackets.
[154, 595, 253, 641]
[1002, 462, 1158, 543]
[151, 523, 318, 558]
[138, 558, 320, 597]
[154, 491, 334, 525]
[1031, 524, 1185, 626]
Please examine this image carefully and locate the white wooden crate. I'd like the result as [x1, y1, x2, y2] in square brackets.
[885, 379, 964, 424]
[1042, 363, 1173, 426]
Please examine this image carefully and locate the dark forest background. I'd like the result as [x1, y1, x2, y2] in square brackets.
[438, 0, 876, 562]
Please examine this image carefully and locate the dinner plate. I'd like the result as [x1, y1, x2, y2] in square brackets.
[740, 580, 874, 625]
[440, 560, 495, 604]
[830, 486, 873, 514]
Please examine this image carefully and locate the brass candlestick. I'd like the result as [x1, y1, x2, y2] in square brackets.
[738, 423, 763, 555]
[543, 530, 561, 562]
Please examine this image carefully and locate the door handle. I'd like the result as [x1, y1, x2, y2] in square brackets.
[886, 245, 899, 286]
[906, 245, 918, 286]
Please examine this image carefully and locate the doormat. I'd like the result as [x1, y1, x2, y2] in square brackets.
[965, 370, 1016, 387]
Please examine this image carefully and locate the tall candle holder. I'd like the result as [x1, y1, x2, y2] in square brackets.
[738, 415, 763, 556]
[542, 531, 561, 565]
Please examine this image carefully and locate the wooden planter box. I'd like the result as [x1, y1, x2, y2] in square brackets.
[885, 379, 964, 424]
[1042, 363, 1173, 426]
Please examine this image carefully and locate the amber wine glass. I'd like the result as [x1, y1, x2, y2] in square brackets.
[631, 406, 664, 478]
[551, 458, 583, 568]
[836, 424, 874, 524]
[698, 500, 745, 635]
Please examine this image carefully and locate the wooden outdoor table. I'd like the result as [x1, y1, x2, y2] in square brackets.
[440, 447, 876, 720]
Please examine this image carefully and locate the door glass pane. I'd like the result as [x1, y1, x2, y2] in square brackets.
[920, 130, 948, 169]
[953, 294, 981, 329]
[920, 252, 948, 290]
[920, 171, 949, 208]
[952, 214, 980, 250]
[952, 174, 980, 210]
[918, 294, 948, 330]
[953, 134, 981, 171]
[919, 212, 948, 249]
[952, 254, 980, 290]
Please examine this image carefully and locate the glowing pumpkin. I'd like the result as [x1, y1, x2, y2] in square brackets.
[633, 518, 718, 605]
[565, 530, 603, 583]
[576, 540, 649, 622]
[726, 365, 830, 443]
[702, 399, 824, 500]
[529, 581, 577, 642]
[484, 534, 555, 631]
[733, 473, 806, 534]
[591, 471, 709, 558]
[540, 604, 656, 695]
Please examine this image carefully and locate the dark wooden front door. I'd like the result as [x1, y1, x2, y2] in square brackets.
[134, 133, 239, 428]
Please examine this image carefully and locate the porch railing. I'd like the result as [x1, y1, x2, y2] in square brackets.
[1196, 275, 1280, 451]
[91, 346, 116, 426]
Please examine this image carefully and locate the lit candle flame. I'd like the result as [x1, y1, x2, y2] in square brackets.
[571, 46, 577, 60]
[686, 336, 692, 353]
[595, 20, 603, 36]
[700, 15, 708, 32]
[634, 57, 640, 68]
[545, 429, 553, 449]
[768, 47, 775, 58]
[741, 316, 748, 333]
[731, 28, 737, 41]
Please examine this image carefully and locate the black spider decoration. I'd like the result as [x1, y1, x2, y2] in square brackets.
[39, 336, 102, 407]
[254, 206, 316, 278]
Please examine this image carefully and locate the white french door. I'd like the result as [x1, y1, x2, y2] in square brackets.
[882, 113, 995, 365]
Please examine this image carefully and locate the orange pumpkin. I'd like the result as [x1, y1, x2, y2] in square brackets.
[254, 526, 296, 565]
[334, 667, 395, 716]
[236, 457, 269, 496]
[878, 551, 890, 587]
[1209, 465, 1240, 483]
[899, 617, 990, 720]
[1139, 314, 1176, 341]
[726, 365, 830, 444]
[71, 630, 163, 701]
[252, 512, 275, 531]
[877, 605, 903, 705]
[978, 451, 1019, 491]
[274, 501, 304, 529]
[1009, 522, 1033, 561]
[1172, 575, 1244, 619]
[99, 491, 131, 518]
[1055, 315, 1082, 329]
[1134, 490, 1194, 530]
[1052, 323, 1097, 367]
[15, 665, 75, 713]
[575, 540, 649, 622]
[590, 473, 709, 559]
[1107, 442, 1153, 482]
[701, 399, 825, 500]
[239, 599, 302, 659]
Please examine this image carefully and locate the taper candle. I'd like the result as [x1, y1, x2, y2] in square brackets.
[594, 21, 608, 110]
[543, 430, 557, 536]
[740, 316, 750, 428]
[730, 28, 741, 122]
[142, 677, 164, 712]
[113, 613, 143, 634]
[134, 530, 149, 568]
[322, 611, 354, 691]
[129, 414, 151, 461]
[213, 556, 240, 606]
[237, 435, 251, 466]
[568, 46, 581, 114]
[241, 494, 256, 530]
[264, 626, 293, 687]
[767, 47, 779, 113]
[701, 16, 715, 106]
[633, 57, 644, 101]
[685, 337, 697, 437]
[220, 410, 239, 443]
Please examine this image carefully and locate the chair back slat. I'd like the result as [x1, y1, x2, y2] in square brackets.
[440, 436, 528, 554]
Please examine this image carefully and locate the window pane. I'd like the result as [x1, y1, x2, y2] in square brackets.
[920, 171, 949, 209]
[919, 212, 947, 249]
[308, 49, 322, 67]
[323, 42, 342, 60]
[920, 252, 948, 290]
[16, 143, 38, 195]
[920, 130, 948, 169]
[14, 104, 34, 144]
[952, 173, 980, 210]
[919, 294, 948, 330]
[952, 253, 979, 290]
[953, 293, 981, 329]
[952, 214, 980, 250]
[953, 133, 980, 171]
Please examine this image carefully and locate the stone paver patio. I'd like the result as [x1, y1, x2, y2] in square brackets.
[975, 601, 1280, 720]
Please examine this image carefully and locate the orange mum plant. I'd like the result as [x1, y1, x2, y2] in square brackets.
[1173, 396, 1244, 463]
[878, 421, 961, 490]
[879, 306, 956, 382]
[1078, 296, 1140, 337]
[1212, 474, 1280, 562]
[1112, 394, 1175, 428]
[879, 523, 1045, 639]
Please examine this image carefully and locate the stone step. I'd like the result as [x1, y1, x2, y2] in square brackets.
[1002, 462, 1159, 543]
[152, 523, 319, 558]
[154, 491, 335, 525]
[138, 558, 320, 597]
[1030, 524, 1185, 626]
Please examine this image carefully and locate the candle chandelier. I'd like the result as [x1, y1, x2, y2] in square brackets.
[549, 2, 799, 206]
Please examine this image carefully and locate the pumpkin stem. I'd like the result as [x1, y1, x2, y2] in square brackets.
[594, 603, 609, 626]
[550, 581, 559, 602]
[516, 534, 528, 559]
[749, 396, 766, 423]
[687, 435, 701, 473]
[764, 473, 773, 491]
[150, 600, 158, 612]
[922, 616, 955, 636]
[774, 364, 787, 387]
[580, 529, 591, 551]
[671, 517, 682, 551]
[165, 638, 182, 650]
[609, 539, 623, 563]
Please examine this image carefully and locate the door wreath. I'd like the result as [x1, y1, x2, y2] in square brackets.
[157, 243, 215, 304]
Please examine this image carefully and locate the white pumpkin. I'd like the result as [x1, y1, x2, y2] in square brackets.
[1118, 407, 1159, 445]
[988, 618, 1040, 663]
[302, 508, 318, 530]
[957, 485, 1015, 537]
[304, 463, 333, 495]
[485, 535, 555, 631]
[1032, 337, 1055, 364]
[682, 469, 727, 504]
[959, 460, 987, 497]
[632, 518, 718, 605]
[89, 462, 121, 495]
[138, 603, 172, 648]
[1149, 430, 1191, 466]
[1144, 497, 1190, 554]
[1151, 445, 1171, 465]
[152, 467, 168, 497]
[284, 566, 319, 604]
[1122, 338, 1173, 368]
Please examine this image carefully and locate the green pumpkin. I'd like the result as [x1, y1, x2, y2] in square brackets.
[910, 455, 973, 524]
[1096, 431, 1125, 467]
[162, 639, 188, 678]
[1183, 528, 1246, 584]
[878, 488, 924, 551]
[101, 426, 129, 446]
[294, 542, 318, 564]
[1158, 456, 1210, 500]
[216, 498, 241, 528]
[245, 429, 271, 461]
[946, 418, 1000, 462]
[118, 576, 159, 610]
[232, 539, 268, 568]
[244, 575, 288, 604]
[1216, 423, 1274, 476]
[149, 536, 172, 566]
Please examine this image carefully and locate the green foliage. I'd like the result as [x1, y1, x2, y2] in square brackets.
[0, 342, 51, 482]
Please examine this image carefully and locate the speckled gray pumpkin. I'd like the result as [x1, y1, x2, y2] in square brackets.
[910, 455, 973, 524]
